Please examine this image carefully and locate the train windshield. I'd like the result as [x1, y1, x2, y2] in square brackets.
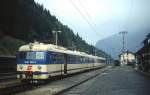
[18, 51, 45, 59]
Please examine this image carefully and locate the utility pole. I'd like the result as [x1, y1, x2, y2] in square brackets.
[119, 31, 128, 64]
[52, 30, 61, 46]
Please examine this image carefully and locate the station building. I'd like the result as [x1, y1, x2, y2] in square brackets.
[119, 51, 136, 65]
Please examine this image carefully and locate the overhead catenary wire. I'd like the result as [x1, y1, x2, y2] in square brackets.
[78, 0, 103, 36]
[56, 15, 80, 34]
[78, 0, 97, 28]
[69, 0, 101, 36]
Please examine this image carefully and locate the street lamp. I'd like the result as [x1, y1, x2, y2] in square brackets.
[52, 30, 61, 46]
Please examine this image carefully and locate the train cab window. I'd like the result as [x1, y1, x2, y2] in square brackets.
[18, 52, 45, 60]
[36, 52, 45, 59]
[26, 52, 45, 59]
[26, 52, 36, 59]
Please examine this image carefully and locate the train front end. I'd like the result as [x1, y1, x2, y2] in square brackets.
[16, 43, 50, 82]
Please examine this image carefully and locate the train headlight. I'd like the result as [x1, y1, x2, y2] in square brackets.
[17, 75, 20, 78]
[37, 65, 42, 70]
[22, 74, 26, 78]
[19, 65, 23, 70]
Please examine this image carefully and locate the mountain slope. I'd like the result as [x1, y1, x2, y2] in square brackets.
[96, 30, 149, 59]
[0, 0, 109, 57]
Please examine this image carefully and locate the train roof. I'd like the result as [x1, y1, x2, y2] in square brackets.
[19, 41, 105, 60]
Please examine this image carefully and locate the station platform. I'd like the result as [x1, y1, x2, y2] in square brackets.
[61, 66, 150, 95]
[16, 66, 112, 95]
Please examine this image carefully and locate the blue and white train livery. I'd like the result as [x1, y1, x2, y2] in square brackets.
[16, 41, 106, 82]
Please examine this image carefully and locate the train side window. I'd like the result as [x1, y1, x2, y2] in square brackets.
[49, 54, 52, 59]
[79, 57, 82, 63]
[69, 56, 71, 64]
[51, 53, 64, 64]
[86, 58, 88, 63]
[67, 55, 70, 64]
[48, 54, 52, 64]
[82, 57, 84, 63]
[83, 57, 86, 63]
[51, 53, 57, 64]
[71, 55, 73, 64]
[89, 58, 91, 63]
[78, 57, 80, 64]
[57, 54, 63, 64]
[59, 55, 63, 63]
[80, 57, 82, 63]
[73, 55, 75, 64]
[71, 56, 73, 64]
[69, 55, 71, 64]
[57, 55, 60, 64]
[74, 56, 77, 64]
[75, 56, 77, 64]
[69, 55, 72, 64]
[77, 57, 79, 64]
[85, 58, 87, 63]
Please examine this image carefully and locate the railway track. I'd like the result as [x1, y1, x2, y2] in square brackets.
[0, 72, 17, 82]
[0, 75, 64, 95]
[0, 66, 111, 95]
[0, 72, 34, 95]
[0, 81, 31, 95]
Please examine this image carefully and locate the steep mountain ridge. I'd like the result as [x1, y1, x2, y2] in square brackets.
[96, 30, 149, 59]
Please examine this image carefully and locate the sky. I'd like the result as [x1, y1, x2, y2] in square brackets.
[35, 0, 150, 45]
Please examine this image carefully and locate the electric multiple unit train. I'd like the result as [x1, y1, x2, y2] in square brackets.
[16, 41, 106, 82]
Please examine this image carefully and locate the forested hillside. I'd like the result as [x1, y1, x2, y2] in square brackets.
[0, 0, 112, 61]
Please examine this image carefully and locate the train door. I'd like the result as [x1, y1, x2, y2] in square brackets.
[64, 54, 67, 74]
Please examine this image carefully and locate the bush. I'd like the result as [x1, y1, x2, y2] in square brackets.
[0, 36, 26, 55]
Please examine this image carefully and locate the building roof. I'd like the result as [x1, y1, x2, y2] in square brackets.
[118, 51, 135, 57]
[137, 33, 150, 54]
[136, 44, 150, 54]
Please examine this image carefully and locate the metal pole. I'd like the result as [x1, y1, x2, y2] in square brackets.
[119, 31, 128, 64]
[53, 30, 61, 47]
[56, 31, 58, 46]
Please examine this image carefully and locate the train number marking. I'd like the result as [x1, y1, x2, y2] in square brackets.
[27, 65, 32, 71]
